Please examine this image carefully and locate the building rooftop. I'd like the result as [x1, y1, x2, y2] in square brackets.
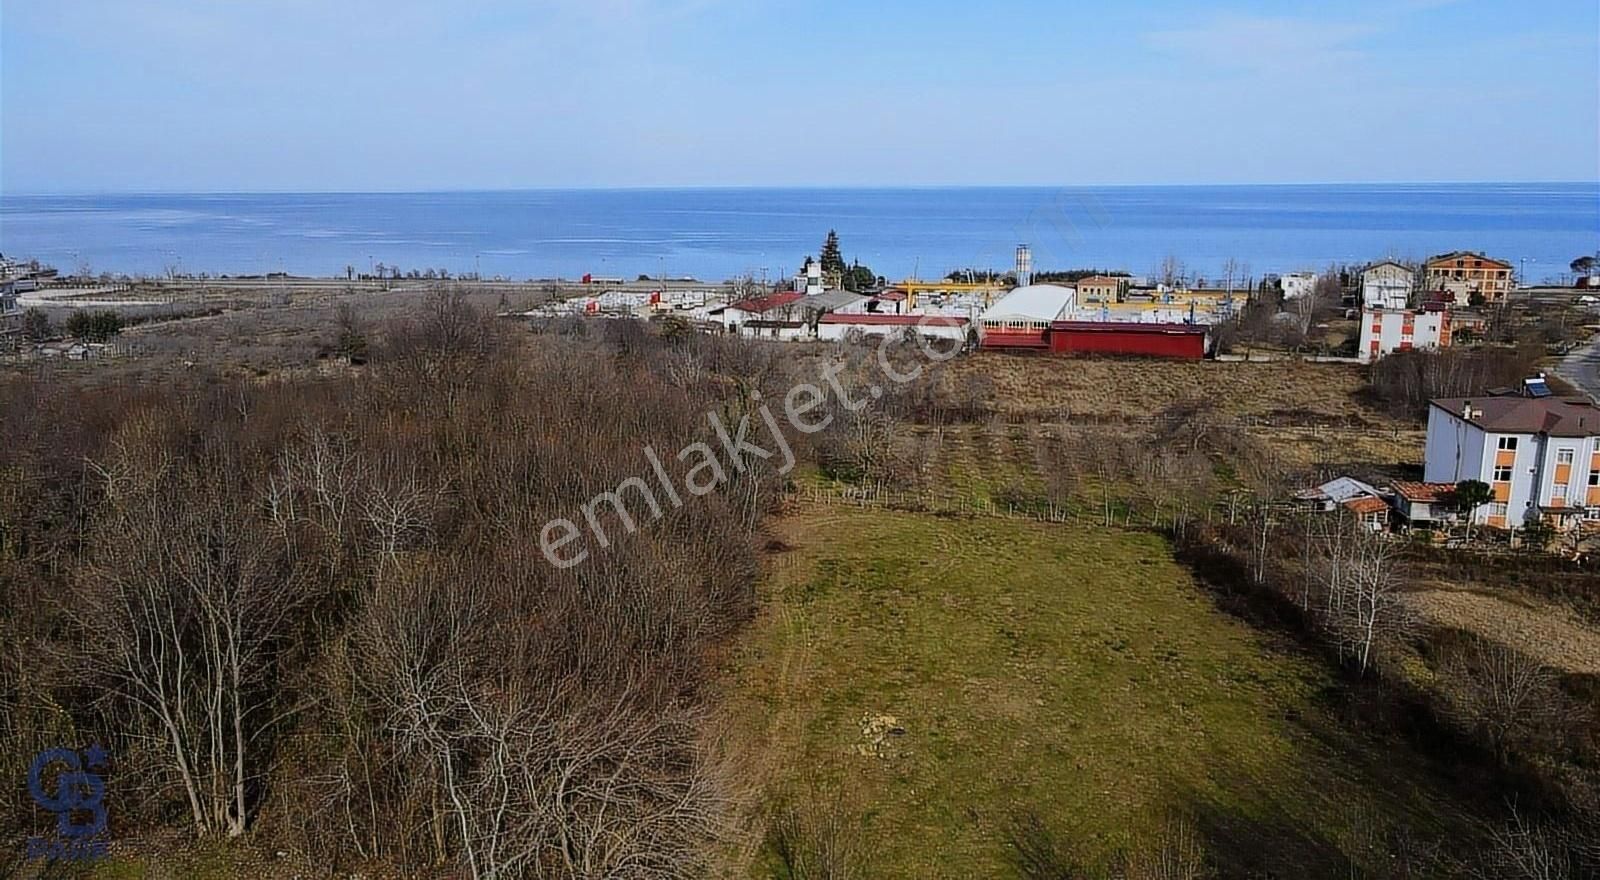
[1344, 496, 1390, 516]
[728, 291, 805, 313]
[1048, 320, 1208, 335]
[1391, 481, 1457, 503]
[1295, 476, 1381, 504]
[1431, 396, 1600, 437]
[1426, 251, 1511, 269]
[801, 290, 871, 313]
[979, 284, 1076, 323]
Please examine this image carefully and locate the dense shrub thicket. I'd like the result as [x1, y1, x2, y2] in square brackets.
[1365, 345, 1548, 419]
[0, 294, 819, 876]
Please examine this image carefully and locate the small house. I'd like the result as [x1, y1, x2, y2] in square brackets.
[1389, 481, 1460, 530]
[1294, 476, 1383, 513]
[1344, 496, 1391, 532]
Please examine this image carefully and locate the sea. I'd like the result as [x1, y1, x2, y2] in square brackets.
[1, 183, 1596, 284]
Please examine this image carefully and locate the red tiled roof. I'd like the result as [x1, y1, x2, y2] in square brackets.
[1344, 496, 1390, 515]
[728, 292, 804, 313]
[1391, 481, 1456, 503]
[819, 313, 968, 328]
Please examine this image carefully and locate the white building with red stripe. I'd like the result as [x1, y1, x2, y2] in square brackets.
[1357, 307, 1450, 364]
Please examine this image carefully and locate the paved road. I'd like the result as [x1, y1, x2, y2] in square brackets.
[17, 286, 167, 308]
[1556, 333, 1600, 402]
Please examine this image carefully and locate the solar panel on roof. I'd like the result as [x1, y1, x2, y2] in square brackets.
[1525, 379, 1552, 398]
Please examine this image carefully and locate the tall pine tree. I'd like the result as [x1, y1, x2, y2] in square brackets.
[819, 230, 845, 276]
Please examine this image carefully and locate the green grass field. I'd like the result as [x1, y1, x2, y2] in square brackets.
[724, 504, 1477, 878]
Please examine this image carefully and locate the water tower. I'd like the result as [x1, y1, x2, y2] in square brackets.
[1015, 244, 1033, 287]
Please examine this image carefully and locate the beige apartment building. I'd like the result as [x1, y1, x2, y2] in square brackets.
[1424, 251, 1513, 303]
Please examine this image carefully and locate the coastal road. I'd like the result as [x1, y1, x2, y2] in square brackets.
[1556, 333, 1600, 402]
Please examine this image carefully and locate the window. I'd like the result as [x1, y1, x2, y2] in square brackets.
[1497, 437, 1519, 451]
[1558, 449, 1575, 466]
[1493, 465, 1513, 482]
[1586, 507, 1600, 522]
[1589, 469, 1599, 487]
[1554, 484, 1568, 500]
[1488, 502, 1509, 518]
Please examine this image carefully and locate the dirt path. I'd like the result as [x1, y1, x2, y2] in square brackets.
[1404, 588, 1600, 675]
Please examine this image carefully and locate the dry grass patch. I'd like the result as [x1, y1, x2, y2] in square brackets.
[944, 355, 1379, 423]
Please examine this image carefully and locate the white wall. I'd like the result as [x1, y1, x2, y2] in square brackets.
[1358, 309, 1447, 363]
[816, 321, 968, 344]
[1424, 406, 1486, 485]
[1500, 433, 1538, 527]
[735, 322, 811, 341]
[1280, 273, 1317, 299]
[1534, 437, 1597, 512]
[1361, 278, 1412, 309]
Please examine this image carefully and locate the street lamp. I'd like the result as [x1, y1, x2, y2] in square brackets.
[1520, 257, 1535, 290]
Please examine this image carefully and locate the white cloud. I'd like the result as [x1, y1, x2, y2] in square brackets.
[1145, 14, 1378, 72]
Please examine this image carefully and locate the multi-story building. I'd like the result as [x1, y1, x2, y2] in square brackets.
[1424, 387, 1600, 531]
[1357, 307, 1450, 363]
[0, 282, 19, 338]
[1278, 272, 1318, 300]
[1076, 275, 1129, 303]
[1424, 251, 1513, 303]
[1360, 261, 1414, 310]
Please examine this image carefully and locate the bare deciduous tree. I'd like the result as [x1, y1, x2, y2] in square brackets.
[1308, 513, 1412, 675]
[70, 438, 316, 837]
[1442, 639, 1568, 758]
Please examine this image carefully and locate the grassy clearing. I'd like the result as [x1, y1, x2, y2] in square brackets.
[723, 504, 1479, 878]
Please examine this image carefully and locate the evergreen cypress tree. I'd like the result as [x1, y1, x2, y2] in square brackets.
[820, 230, 845, 276]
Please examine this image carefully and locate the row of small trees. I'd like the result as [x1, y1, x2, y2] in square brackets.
[12, 307, 123, 342]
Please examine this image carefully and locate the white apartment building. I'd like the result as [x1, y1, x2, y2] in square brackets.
[797, 258, 826, 296]
[1424, 393, 1600, 531]
[1279, 273, 1317, 300]
[1357, 307, 1450, 363]
[1360, 261, 1414, 310]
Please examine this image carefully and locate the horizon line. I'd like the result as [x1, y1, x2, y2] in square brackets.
[5, 179, 1599, 199]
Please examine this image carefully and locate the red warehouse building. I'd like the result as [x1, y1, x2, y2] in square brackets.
[1046, 321, 1209, 359]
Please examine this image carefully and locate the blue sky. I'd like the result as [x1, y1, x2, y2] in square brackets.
[3, 0, 1597, 192]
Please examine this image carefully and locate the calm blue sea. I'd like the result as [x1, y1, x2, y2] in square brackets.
[1, 184, 1596, 284]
